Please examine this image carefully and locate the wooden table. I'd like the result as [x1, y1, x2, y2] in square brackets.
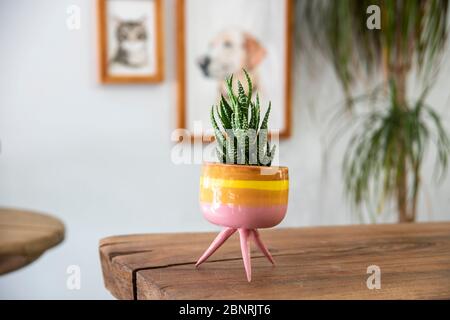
[99, 222, 450, 299]
[0, 208, 65, 275]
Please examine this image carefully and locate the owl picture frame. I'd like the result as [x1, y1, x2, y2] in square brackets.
[97, 0, 164, 83]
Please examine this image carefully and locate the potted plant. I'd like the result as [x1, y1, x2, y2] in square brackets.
[296, 0, 450, 223]
[195, 70, 289, 282]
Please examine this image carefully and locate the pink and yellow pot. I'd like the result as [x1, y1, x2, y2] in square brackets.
[196, 162, 289, 281]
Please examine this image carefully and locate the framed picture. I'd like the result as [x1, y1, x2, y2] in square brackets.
[176, 0, 293, 141]
[97, 0, 164, 83]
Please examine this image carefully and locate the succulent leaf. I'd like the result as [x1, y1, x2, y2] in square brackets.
[260, 101, 271, 130]
[217, 104, 232, 129]
[220, 95, 233, 118]
[211, 105, 225, 148]
[243, 69, 252, 105]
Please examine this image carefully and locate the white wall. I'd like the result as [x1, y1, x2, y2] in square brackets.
[0, 0, 449, 299]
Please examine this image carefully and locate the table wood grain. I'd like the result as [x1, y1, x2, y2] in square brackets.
[99, 222, 450, 300]
[0, 208, 65, 275]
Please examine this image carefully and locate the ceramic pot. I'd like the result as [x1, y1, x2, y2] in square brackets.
[196, 162, 289, 281]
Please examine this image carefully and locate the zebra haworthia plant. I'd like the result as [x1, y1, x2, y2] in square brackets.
[210, 69, 276, 166]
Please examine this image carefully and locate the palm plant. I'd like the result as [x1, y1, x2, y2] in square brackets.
[211, 70, 276, 166]
[296, 0, 450, 222]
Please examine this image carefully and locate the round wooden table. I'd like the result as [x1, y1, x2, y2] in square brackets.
[0, 208, 65, 275]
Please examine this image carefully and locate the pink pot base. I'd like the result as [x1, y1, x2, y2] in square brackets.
[196, 227, 274, 282]
[198, 203, 287, 281]
[200, 203, 288, 229]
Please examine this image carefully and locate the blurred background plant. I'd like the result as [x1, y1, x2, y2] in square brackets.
[296, 0, 450, 222]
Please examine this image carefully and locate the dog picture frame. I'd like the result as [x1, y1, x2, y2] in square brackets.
[175, 0, 293, 141]
[97, 0, 164, 83]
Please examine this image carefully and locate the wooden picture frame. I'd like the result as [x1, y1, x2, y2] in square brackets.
[97, 0, 164, 84]
[175, 0, 293, 141]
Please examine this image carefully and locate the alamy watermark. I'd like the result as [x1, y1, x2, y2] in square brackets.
[367, 5, 381, 30]
[66, 265, 81, 290]
[66, 5, 81, 31]
[366, 265, 381, 289]
[170, 122, 280, 169]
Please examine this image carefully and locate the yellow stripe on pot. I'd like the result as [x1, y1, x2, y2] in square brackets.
[200, 187, 288, 206]
[200, 177, 289, 191]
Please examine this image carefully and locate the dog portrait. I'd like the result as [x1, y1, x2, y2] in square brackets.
[177, 0, 293, 140]
[197, 28, 267, 99]
[97, 0, 164, 83]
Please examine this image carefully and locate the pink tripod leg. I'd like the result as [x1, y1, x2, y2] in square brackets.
[196, 227, 236, 267]
[239, 228, 252, 282]
[252, 229, 275, 265]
